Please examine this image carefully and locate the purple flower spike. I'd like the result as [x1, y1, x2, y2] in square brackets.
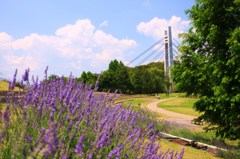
[45, 66, 49, 79]
[23, 68, 30, 81]
[177, 147, 184, 159]
[3, 104, 10, 124]
[75, 135, 85, 155]
[44, 122, 58, 157]
[25, 135, 33, 143]
[62, 154, 68, 159]
[107, 144, 123, 159]
[87, 153, 92, 159]
[9, 69, 17, 90]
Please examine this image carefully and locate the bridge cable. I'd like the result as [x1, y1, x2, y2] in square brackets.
[173, 48, 181, 56]
[137, 43, 164, 65]
[127, 38, 164, 66]
[159, 53, 165, 62]
[173, 38, 181, 46]
[173, 42, 180, 50]
[150, 50, 165, 63]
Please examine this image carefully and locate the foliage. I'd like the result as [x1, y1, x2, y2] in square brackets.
[0, 68, 184, 158]
[129, 62, 166, 94]
[48, 74, 59, 81]
[99, 59, 132, 93]
[98, 60, 166, 94]
[78, 71, 98, 87]
[76, 59, 166, 94]
[171, 0, 240, 139]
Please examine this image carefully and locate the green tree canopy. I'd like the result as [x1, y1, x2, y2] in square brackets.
[130, 62, 165, 94]
[99, 59, 132, 93]
[78, 71, 98, 87]
[172, 0, 240, 139]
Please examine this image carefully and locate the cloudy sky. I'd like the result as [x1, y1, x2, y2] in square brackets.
[0, 0, 195, 80]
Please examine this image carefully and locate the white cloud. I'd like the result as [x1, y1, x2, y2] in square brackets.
[4, 54, 42, 71]
[0, 19, 136, 79]
[137, 16, 190, 40]
[0, 32, 13, 44]
[99, 20, 108, 27]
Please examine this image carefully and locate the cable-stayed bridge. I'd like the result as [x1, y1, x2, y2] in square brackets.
[128, 26, 180, 78]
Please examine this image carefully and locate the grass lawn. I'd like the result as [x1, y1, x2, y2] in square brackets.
[157, 97, 200, 116]
[120, 98, 154, 111]
[115, 94, 158, 110]
[157, 93, 186, 99]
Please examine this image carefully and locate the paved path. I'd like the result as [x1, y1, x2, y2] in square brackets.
[144, 98, 202, 130]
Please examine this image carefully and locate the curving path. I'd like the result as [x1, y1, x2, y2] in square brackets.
[144, 98, 202, 130]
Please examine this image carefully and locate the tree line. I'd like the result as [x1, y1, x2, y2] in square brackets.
[49, 60, 167, 94]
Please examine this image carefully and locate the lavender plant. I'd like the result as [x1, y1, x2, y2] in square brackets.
[0, 68, 184, 159]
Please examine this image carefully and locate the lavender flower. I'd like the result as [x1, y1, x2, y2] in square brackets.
[1, 67, 184, 158]
[23, 68, 30, 81]
[107, 144, 123, 159]
[86, 153, 93, 159]
[44, 66, 48, 80]
[75, 135, 85, 155]
[3, 104, 10, 124]
[9, 69, 17, 90]
[44, 122, 58, 157]
[62, 154, 68, 159]
[25, 135, 33, 143]
[177, 148, 184, 159]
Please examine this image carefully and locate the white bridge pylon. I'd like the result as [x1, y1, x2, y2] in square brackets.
[127, 26, 180, 78]
[164, 26, 174, 78]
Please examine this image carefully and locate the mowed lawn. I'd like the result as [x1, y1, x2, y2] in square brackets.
[157, 98, 200, 116]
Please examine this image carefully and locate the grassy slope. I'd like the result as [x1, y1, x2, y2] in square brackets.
[157, 98, 200, 116]
[0, 80, 20, 91]
[0, 80, 9, 91]
[0, 80, 21, 111]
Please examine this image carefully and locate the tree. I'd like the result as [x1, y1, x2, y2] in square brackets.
[48, 74, 59, 81]
[144, 67, 165, 93]
[130, 67, 145, 94]
[78, 71, 98, 87]
[99, 59, 132, 93]
[172, 0, 240, 139]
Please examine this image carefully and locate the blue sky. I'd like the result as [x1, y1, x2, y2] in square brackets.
[0, 0, 195, 80]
